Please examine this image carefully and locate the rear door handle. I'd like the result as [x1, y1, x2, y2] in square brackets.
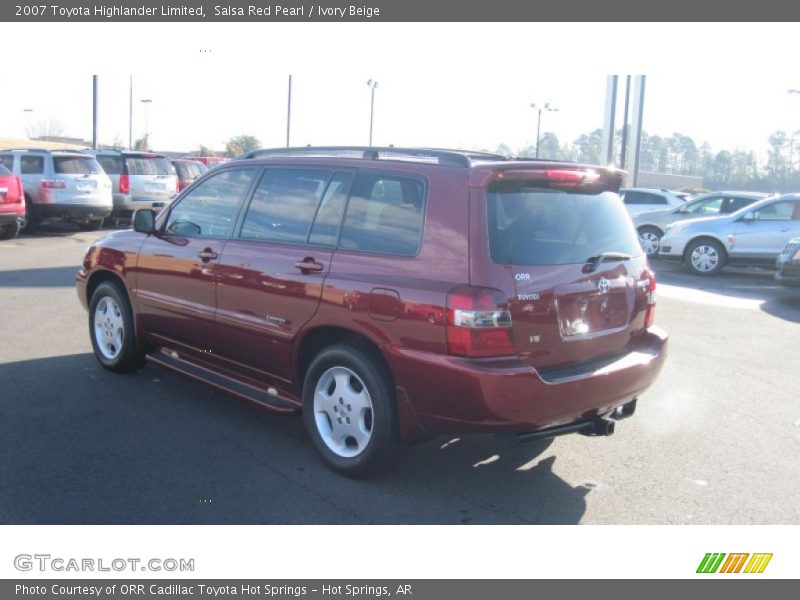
[197, 249, 218, 262]
[294, 258, 325, 273]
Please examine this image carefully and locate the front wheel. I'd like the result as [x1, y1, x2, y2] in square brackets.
[686, 238, 726, 275]
[302, 344, 401, 477]
[638, 226, 662, 257]
[89, 281, 145, 373]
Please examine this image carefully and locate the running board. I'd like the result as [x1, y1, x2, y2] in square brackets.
[147, 349, 299, 413]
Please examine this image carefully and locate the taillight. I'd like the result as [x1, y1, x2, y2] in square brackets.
[446, 285, 514, 357]
[644, 270, 657, 328]
[493, 168, 601, 188]
[16, 177, 24, 203]
[119, 174, 129, 194]
[41, 179, 66, 189]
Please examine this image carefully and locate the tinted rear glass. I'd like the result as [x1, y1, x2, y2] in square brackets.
[0, 164, 11, 176]
[53, 156, 102, 174]
[96, 155, 123, 175]
[487, 187, 641, 265]
[125, 156, 175, 176]
[0, 155, 13, 170]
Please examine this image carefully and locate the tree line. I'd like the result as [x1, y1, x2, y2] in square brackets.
[495, 129, 800, 193]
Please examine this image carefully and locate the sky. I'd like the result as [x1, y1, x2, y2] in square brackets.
[2, 22, 800, 159]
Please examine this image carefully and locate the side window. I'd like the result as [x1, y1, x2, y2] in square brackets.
[339, 173, 426, 256]
[689, 197, 723, 214]
[165, 168, 256, 238]
[240, 169, 333, 244]
[20, 155, 44, 174]
[97, 156, 123, 175]
[0, 155, 13, 170]
[308, 173, 353, 246]
[623, 191, 664, 205]
[727, 197, 754, 213]
[753, 201, 796, 221]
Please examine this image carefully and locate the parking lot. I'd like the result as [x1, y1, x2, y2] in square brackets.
[1, 223, 798, 525]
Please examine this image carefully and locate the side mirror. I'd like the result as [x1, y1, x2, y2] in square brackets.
[133, 209, 156, 234]
[739, 212, 755, 222]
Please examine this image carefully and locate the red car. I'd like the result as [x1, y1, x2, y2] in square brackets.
[188, 156, 229, 168]
[170, 158, 208, 193]
[0, 164, 25, 239]
[76, 147, 667, 476]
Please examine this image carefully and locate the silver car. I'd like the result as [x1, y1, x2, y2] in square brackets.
[619, 187, 685, 217]
[0, 149, 113, 231]
[89, 150, 178, 218]
[659, 193, 800, 275]
[634, 191, 768, 257]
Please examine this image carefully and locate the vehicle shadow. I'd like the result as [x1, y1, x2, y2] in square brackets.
[0, 353, 589, 525]
[0, 265, 79, 287]
[651, 260, 800, 323]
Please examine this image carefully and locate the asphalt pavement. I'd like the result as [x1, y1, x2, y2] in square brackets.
[1, 224, 798, 524]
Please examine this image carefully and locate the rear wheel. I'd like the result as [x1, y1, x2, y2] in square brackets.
[21, 199, 37, 232]
[302, 344, 401, 477]
[686, 238, 726, 275]
[89, 281, 145, 373]
[637, 226, 662, 257]
[0, 221, 20, 240]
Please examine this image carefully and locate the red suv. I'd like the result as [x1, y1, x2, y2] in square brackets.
[76, 147, 667, 476]
[0, 164, 25, 239]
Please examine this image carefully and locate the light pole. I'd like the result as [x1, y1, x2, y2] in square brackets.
[367, 79, 378, 146]
[140, 98, 153, 150]
[23, 108, 33, 138]
[530, 102, 559, 158]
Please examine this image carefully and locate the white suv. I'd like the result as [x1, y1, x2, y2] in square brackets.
[619, 188, 685, 217]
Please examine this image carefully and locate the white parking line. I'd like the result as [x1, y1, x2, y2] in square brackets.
[658, 283, 765, 310]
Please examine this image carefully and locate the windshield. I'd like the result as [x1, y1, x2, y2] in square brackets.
[126, 156, 176, 176]
[53, 156, 102, 175]
[487, 186, 641, 265]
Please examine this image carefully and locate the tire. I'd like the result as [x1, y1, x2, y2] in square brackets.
[79, 218, 104, 231]
[637, 226, 662, 258]
[0, 220, 20, 240]
[685, 238, 726, 276]
[21, 199, 37, 232]
[302, 344, 401, 477]
[88, 281, 145, 373]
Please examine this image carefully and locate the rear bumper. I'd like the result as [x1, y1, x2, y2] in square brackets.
[112, 193, 174, 214]
[0, 210, 24, 224]
[33, 204, 111, 221]
[386, 326, 668, 436]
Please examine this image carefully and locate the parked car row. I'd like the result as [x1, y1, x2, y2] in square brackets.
[0, 148, 215, 237]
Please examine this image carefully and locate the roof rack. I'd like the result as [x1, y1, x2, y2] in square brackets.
[236, 146, 514, 168]
[0, 147, 89, 153]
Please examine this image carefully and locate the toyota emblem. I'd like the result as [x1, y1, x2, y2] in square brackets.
[598, 278, 610, 293]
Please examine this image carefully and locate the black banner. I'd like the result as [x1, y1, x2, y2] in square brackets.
[3, 0, 800, 22]
[2, 580, 797, 600]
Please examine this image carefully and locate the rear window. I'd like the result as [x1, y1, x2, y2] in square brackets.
[487, 187, 641, 265]
[125, 156, 175, 176]
[0, 164, 11, 176]
[20, 155, 44, 174]
[623, 191, 667, 205]
[0, 155, 13, 170]
[96, 155, 123, 175]
[53, 156, 101, 174]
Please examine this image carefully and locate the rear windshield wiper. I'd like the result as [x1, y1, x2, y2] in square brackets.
[582, 252, 633, 273]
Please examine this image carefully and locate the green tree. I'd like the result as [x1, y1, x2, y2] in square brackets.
[225, 135, 260, 158]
